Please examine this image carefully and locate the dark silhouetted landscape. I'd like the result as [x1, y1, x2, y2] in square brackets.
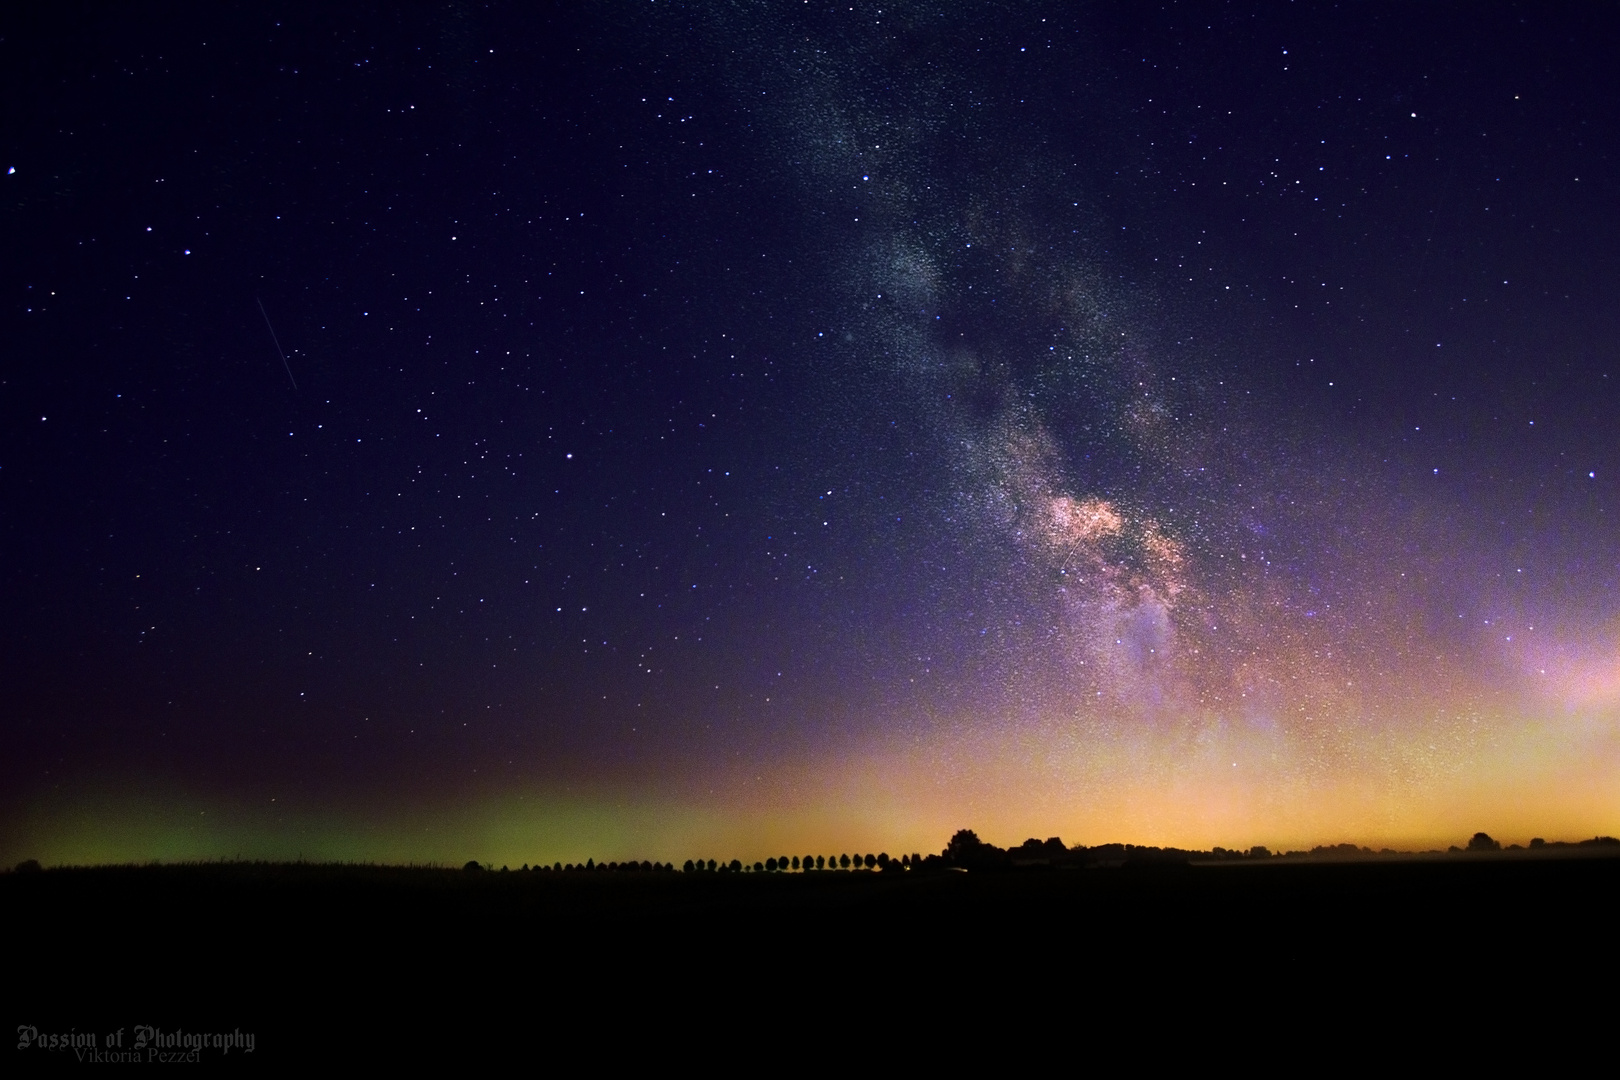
[10, 829, 1618, 1059]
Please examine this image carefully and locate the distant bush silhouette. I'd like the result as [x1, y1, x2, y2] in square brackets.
[815, 855, 825, 869]
[863, 854, 876, 869]
[15, 859, 42, 873]
[728, 859, 742, 872]
[945, 829, 1009, 871]
[1467, 832, 1502, 852]
[839, 854, 850, 869]
[462, 861, 483, 872]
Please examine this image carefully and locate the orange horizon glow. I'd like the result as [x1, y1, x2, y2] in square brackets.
[7, 688, 1614, 869]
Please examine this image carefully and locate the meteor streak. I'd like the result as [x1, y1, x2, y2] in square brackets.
[256, 297, 298, 391]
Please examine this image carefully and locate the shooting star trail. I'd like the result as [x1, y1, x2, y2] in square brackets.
[256, 298, 299, 391]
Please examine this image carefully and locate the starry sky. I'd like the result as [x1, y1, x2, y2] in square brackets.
[4, 2, 1618, 866]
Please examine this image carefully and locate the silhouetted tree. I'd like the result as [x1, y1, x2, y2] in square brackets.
[865, 853, 877, 869]
[463, 861, 484, 872]
[839, 854, 850, 868]
[766, 857, 778, 872]
[684, 860, 695, 872]
[729, 859, 742, 872]
[814, 855, 825, 869]
[708, 859, 718, 871]
[15, 860, 41, 873]
[791, 856, 800, 870]
[1467, 832, 1501, 852]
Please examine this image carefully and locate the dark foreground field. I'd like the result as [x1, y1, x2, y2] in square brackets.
[9, 854, 1617, 1062]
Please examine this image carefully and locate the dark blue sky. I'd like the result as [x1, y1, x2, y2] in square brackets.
[4, 2, 1617, 861]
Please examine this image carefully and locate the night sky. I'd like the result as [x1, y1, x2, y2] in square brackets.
[5, 2, 1618, 866]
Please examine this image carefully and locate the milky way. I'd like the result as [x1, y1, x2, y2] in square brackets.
[633, 3, 1620, 851]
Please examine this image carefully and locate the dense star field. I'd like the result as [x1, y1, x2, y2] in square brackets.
[3, 3, 1617, 866]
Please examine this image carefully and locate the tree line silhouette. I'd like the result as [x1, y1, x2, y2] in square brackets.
[12, 829, 1616, 875]
[451, 829, 1620, 874]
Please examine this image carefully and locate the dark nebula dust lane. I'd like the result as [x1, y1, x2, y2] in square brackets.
[2, 3, 1617, 865]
